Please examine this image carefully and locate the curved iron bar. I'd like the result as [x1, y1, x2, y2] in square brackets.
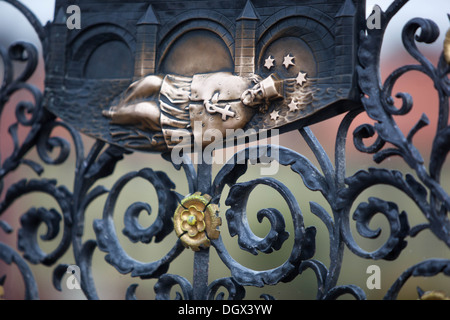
[2, 0, 47, 46]
[206, 277, 246, 300]
[0, 0, 448, 300]
[384, 259, 450, 300]
[356, 0, 450, 246]
[0, 243, 39, 300]
[93, 168, 185, 277]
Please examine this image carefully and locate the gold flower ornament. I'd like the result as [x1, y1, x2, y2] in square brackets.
[419, 290, 450, 300]
[173, 192, 221, 251]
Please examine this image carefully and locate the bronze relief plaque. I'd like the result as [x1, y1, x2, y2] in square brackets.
[44, 0, 363, 152]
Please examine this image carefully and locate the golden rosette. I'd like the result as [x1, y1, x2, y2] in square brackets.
[419, 290, 450, 300]
[173, 192, 221, 251]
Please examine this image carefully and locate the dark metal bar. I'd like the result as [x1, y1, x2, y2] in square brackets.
[192, 247, 210, 300]
[192, 153, 212, 300]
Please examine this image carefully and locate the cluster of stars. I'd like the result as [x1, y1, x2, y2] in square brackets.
[264, 54, 307, 86]
[264, 54, 308, 121]
[269, 99, 301, 121]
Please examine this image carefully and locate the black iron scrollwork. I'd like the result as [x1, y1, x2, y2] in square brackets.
[0, 0, 449, 300]
[356, 3, 450, 247]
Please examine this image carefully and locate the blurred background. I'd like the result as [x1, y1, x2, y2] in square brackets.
[0, 0, 449, 300]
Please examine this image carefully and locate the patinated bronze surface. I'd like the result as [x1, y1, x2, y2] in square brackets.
[44, 0, 362, 152]
[102, 72, 285, 149]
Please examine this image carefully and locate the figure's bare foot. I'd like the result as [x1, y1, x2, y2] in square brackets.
[102, 108, 114, 119]
[102, 105, 123, 124]
[102, 101, 161, 131]
[102, 104, 137, 125]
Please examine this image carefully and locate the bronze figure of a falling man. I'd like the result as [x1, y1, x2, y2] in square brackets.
[102, 72, 284, 149]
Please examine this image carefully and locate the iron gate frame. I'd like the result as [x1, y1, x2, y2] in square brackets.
[0, 0, 449, 300]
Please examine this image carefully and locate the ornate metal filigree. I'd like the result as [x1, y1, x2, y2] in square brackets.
[0, 0, 449, 301]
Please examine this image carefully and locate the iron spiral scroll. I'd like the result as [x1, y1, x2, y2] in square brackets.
[0, 0, 449, 300]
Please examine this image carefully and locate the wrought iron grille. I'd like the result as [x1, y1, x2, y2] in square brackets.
[0, 0, 449, 301]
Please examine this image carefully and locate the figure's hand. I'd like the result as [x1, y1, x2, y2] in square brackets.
[248, 73, 263, 84]
[203, 99, 235, 121]
[204, 100, 215, 114]
[204, 92, 219, 114]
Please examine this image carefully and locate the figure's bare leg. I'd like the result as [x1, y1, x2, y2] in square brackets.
[133, 101, 161, 131]
[123, 75, 164, 104]
[103, 101, 161, 131]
